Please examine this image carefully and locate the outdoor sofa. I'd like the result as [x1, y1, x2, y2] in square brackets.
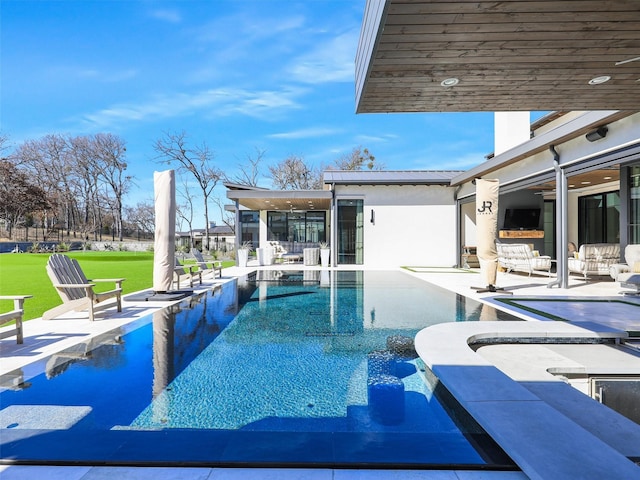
[496, 242, 552, 276]
[609, 244, 640, 294]
[568, 243, 620, 280]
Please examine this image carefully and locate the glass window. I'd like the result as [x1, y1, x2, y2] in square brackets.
[239, 211, 259, 247]
[306, 211, 326, 243]
[267, 212, 287, 241]
[630, 166, 640, 243]
[578, 191, 620, 244]
[266, 211, 326, 243]
[337, 199, 364, 265]
[543, 200, 555, 258]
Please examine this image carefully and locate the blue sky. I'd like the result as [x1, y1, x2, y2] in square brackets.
[1, 0, 544, 227]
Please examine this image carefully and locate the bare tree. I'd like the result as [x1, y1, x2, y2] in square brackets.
[153, 131, 222, 251]
[268, 154, 322, 190]
[212, 195, 235, 232]
[12, 134, 78, 238]
[332, 146, 382, 171]
[0, 159, 50, 239]
[124, 201, 155, 239]
[9, 133, 136, 242]
[176, 175, 196, 248]
[68, 135, 104, 240]
[91, 133, 132, 241]
[0, 132, 10, 157]
[227, 148, 265, 187]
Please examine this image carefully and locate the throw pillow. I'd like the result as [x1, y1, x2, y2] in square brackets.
[634, 261, 640, 273]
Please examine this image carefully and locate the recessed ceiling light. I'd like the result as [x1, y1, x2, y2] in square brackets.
[441, 77, 459, 87]
[603, 176, 612, 180]
[589, 75, 611, 85]
[581, 181, 591, 185]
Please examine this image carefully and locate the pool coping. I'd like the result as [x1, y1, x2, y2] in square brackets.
[414, 320, 640, 479]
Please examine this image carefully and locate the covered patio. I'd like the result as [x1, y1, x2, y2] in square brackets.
[356, 0, 640, 290]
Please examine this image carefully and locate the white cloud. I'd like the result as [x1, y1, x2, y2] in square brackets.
[149, 9, 182, 23]
[288, 30, 359, 84]
[48, 65, 139, 83]
[79, 87, 304, 129]
[268, 127, 342, 140]
[196, 11, 305, 43]
[354, 133, 398, 144]
[412, 151, 487, 171]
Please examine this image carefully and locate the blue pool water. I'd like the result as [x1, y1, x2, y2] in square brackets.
[0, 270, 516, 468]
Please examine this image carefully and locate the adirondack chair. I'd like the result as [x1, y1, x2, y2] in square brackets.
[43, 254, 125, 321]
[0, 295, 32, 344]
[174, 258, 202, 289]
[190, 249, 222, 278]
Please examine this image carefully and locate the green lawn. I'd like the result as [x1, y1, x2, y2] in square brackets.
[0, 252, 233, 321]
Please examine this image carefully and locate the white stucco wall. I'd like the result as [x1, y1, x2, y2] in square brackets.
[334, 184, 457, 268]
[495, 112, 531, 155]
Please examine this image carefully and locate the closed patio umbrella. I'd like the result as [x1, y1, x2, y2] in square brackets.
[473, 179, 509, 293]
[153, 169, 176, 294]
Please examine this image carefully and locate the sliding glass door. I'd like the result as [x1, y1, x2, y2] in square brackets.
[337, 199, 363, 265]
[630, 166, 640, 243]
[578, 191, 620, 244]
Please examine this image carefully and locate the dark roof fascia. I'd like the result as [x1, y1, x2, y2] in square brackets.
[226, 189, 332, 201]
[223, 182, 271, 191]
[450, 110, 630, 187]
[323, 170, 462, 186]
[355, 0, 390, 114]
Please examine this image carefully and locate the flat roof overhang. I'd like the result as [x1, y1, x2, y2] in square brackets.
[356, 0, 640, 113]
[450, 110, 633, 186]
[324, 169, 462, 185]
[226, 190, 333, 212]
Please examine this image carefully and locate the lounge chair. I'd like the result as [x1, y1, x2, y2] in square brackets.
[190, 249, 222, 278]
[43, 254, 125, 321]
[0, 295, 32, 344]
[174, 258, 202, 289]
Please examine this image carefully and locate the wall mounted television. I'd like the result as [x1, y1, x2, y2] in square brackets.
[503, 208, 541, 230]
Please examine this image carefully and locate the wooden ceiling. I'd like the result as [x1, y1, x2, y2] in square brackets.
[226, 188, 333, 212]
[533, 166, 620, 192]
[356, 0, 640, 112]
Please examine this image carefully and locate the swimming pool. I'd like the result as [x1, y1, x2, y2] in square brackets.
[0, 270, 517, 468]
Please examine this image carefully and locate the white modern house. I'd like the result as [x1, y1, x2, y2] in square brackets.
[226, 171, 460, 268]
[226, 110, 640, 277]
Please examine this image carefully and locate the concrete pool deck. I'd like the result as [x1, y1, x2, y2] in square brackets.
[2, 265, 640, 479]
